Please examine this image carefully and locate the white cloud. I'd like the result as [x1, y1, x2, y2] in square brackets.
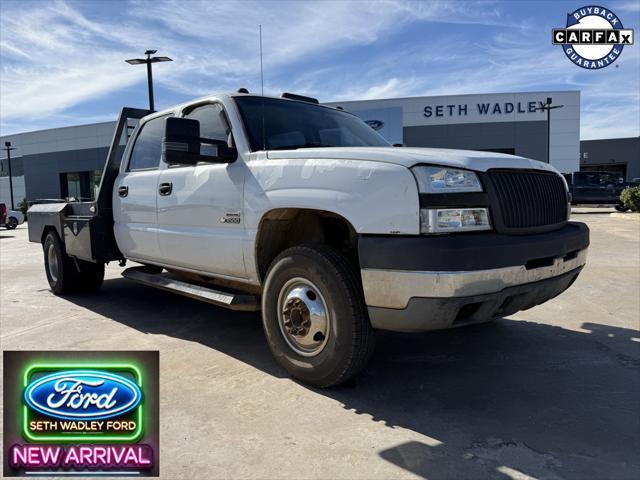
[0, 1, 143, 123]
[0, 0, 511, 127]
[612, 1, 640, 14]
[299, 21, 640, 139]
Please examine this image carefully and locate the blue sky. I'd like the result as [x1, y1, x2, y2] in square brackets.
[1, 0, 639, 138]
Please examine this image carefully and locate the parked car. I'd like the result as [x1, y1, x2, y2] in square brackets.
[27, 92, 589, 387]
[4, 209, 24, 229]
[563, 171, 636, 211]
[1, 203, 25, 228]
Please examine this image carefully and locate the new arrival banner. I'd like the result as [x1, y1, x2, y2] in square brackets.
[3, 351, 159, 477]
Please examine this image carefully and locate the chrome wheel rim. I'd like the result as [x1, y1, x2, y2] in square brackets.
[47, 244, 59, 283]
[277, 277, 330, 357]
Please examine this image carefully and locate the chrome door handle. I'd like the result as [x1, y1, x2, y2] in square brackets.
[158, 182, 173, 196]
[118, 186, 128, 197]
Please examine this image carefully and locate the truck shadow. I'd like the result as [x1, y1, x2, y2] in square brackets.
[65, 277, 640, 480]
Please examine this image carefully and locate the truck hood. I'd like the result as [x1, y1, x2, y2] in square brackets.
[267, 147, 559, 173]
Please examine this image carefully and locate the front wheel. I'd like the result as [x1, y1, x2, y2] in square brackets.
[615, 204, 628, 212]
[261, 244, 374, 387]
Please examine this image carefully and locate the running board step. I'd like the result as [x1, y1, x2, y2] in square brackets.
[122, 267, 260, 311]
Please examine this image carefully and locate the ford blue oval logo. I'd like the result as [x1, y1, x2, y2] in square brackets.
[24, 370, 142, 421]
[365, 119, 384, 131]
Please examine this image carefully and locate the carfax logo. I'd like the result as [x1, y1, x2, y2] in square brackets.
[3, 351, 159, 477]
[553, 5, 634, 69]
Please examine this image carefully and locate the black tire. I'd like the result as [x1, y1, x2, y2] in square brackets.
[615, 204, 628, 212]
[6, 217, 18, 229]
[262, 244, 374, 387]
[43, 231, 104, 294]
[75, 259, 105, 292]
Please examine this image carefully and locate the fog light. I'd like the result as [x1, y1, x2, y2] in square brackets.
[420, 208, 491, 233]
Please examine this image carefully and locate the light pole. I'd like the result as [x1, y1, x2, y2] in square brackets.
[3, 141, 16, 209]
[535, 97, 564, 164]
[125, 50, 172, 112]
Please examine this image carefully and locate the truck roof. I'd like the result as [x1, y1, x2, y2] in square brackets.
[145, 91, 339, 121]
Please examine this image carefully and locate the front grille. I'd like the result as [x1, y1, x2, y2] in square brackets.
[489, 170, 567, 229]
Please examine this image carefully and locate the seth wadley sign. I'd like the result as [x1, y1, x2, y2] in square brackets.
[330, 92, 580, 127]
[424, 100, 549, 118]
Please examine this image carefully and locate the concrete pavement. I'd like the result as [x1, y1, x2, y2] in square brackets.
[1, 211, 638, 479]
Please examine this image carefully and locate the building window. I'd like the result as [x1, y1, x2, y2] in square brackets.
[60, 171, 101, 201]
[93, 170, 102, 199]
[65, 172, 82, 199]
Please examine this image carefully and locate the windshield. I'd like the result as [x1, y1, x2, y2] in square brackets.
[234, 96, 390, 151]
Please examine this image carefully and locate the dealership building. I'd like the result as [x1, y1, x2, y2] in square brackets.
[0, 89, 624, 207]
[579, 136, 640, 181]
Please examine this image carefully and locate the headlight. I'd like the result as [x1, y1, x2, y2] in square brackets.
[420, 208, 491, 233]
[412, 166, 482, 193]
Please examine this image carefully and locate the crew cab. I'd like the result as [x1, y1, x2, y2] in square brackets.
[28, 92, 590, 387]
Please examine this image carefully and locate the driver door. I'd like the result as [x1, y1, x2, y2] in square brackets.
[156, 103, 247, 279]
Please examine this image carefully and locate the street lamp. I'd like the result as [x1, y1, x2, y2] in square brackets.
[535, 97, 564, 164]
[125, 50, 172, 112]
[2, 141, 16, 210]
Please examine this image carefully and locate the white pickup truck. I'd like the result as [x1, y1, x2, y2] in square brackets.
[28, 92, 589, 387]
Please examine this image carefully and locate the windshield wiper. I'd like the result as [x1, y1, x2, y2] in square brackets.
[269, 142, 336, 150]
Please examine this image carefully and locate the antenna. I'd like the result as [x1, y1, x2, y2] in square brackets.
[259, 24, 264, 97]
[259, 24, 266, 151]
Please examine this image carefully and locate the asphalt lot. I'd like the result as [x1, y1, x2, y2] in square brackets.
[1, 210, 639, 479]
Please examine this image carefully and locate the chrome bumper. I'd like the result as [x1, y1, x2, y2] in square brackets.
[361, 249, 587, 309]
[361, 248, 587, 332]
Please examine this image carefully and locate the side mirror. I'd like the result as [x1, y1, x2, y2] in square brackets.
[162, 117, 237, 165]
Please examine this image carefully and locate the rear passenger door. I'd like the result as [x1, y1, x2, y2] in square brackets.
[156, 103, 246, 279]
[113, 115, 168, 262]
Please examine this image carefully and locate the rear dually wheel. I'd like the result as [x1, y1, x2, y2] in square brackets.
[43, 231, 104, 294]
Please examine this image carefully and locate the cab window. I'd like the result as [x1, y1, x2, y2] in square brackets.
[128, 115, 170, 171]
[185, 104, 230, 143]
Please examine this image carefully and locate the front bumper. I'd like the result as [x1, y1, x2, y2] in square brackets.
[359, 222, 589, 332]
